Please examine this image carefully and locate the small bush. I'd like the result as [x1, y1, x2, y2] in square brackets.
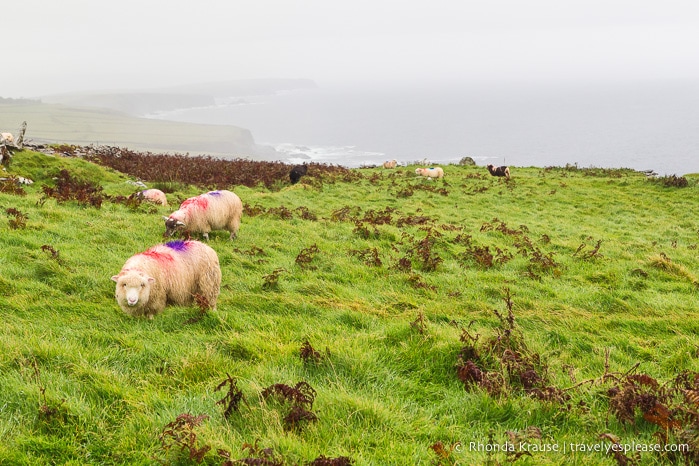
[649, 174, 689, 188]
[158, 413, 211, 464]
[0, 178, 26, 196]
[262, 268, 287, 291]
[5, 208, 27, 229]
[215, 374, 246, 419]
[40, 169, 105, 208]
[296, 244, 320, 270]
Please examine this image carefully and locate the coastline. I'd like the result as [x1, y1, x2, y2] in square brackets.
[3, 95, 698, 175]
[0, 101, 275, 161]
[138, 82, 699, 176]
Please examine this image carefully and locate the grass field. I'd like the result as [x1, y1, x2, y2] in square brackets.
[0, 102, 267, 158]
[0, 149, 698, 465]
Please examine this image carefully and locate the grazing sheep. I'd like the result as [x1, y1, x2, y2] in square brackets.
[289, 163, 308, 184]
[0, 133, 14, 145]
[111, 240, 221, 319]
[137, 188, 168, 206]
[383, 159, 398, 169]
[415, 167, 445, 179]
[164, 190, 242, 240]
[486, 164, 511, 179]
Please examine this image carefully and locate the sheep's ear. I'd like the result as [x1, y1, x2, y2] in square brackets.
[176, 221, 186, 227]
[111, 275, 120, 282]
[147, 277, 156, 284]
[162, 216, 170, 221]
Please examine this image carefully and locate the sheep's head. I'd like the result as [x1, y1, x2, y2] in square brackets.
[415, 168, 424, 175]
[112, 271, 155, 309]
[163, 216, 185, 237]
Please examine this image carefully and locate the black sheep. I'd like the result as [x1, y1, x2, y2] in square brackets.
[289, 163, 308, 184]
[486, 164, 510, 180]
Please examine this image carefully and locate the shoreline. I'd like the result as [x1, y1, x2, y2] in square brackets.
[1, 102, 695, 176]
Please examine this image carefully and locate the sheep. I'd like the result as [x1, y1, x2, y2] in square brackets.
[0, 133, 14, 145]
[137, 188, 168, 206]
[111, 240, 221, 319]
[383, 159, 398, 169]
[164, 190, 242, 240]
[486, 164, 511, 179]
[289, 163, 308, 184]
[415, 167, 445, 179]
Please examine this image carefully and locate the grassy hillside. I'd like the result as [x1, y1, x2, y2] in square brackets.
[0, 102, 271, 158]
[1, 150, 698, 465]
[40, 93, 217, 116]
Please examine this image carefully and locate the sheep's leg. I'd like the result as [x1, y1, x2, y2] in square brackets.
[229, 217, 241, 240]
[198, 269, 221, 310]
[146, 295, 167, 319]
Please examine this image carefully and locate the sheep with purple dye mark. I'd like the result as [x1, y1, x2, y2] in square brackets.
[137, 189, 168, 206]
[111, 240, 221, 319]
[415, 167, 444, 179]
[164, 190, 242, 240]
[486, 164, 511, 179]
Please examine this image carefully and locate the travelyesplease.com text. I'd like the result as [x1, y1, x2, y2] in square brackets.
[463, 441, 689, 455]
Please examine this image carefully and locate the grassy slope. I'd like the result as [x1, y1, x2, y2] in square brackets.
[0, 103, 263, 157]
[0, 151, 698, 465]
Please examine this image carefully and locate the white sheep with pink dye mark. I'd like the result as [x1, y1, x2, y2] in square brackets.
[415, 167, 444, 179]
[111, 240, 221, 319]
[137, 189, 168, 206]
[164, 190, 242, 240]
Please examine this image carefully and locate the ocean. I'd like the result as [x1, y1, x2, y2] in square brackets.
[144, 80, 699, 175]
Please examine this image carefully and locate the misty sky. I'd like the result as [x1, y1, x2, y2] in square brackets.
[3, 0, 699, 97]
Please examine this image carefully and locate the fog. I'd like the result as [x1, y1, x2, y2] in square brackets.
[3, 0, 699, 97]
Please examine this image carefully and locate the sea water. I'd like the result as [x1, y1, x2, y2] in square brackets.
[144, 80, 699, 175]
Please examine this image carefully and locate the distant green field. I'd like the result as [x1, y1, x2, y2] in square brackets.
[1, 150, 698, 465]
[0, 102, 270, 158]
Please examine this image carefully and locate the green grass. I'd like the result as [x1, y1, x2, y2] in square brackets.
[1, 152, 699, 465]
